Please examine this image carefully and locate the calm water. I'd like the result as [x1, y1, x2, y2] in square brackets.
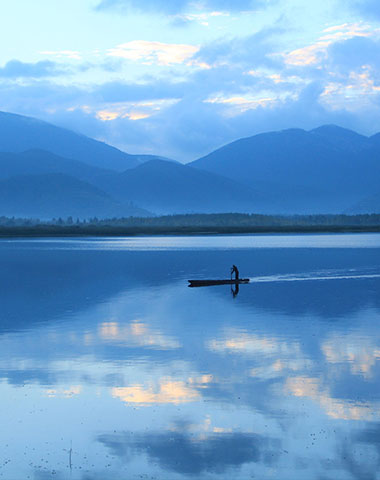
[0, 234, 380, 479]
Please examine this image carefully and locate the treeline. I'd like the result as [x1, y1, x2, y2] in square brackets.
[91, 213, 380, 227]
[1, 213, 380, 228]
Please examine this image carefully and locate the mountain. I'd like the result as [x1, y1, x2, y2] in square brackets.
[0, 149, 114, 182]
[94, 159, 267, 214]
[0, 173, 150, 218]
[0, 111, 166, 171]
[190, 125, 380, 213]
[310, 124, 370, 153]
[2, 114, 380, 216]
[0, 150, 267, 216]
[347, 191, 380, 214]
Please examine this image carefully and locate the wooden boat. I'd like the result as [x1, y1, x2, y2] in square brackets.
[188, 278, 250, 287]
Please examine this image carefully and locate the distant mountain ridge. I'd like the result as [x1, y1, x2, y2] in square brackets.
[190, 125, 380, 213]
[0, 111, 167, 171]
[0, 149, 112, 182]
[0, 149, 268, 216]
[0, 173, 150, 218]
[0, 109, 380, 216]
[94, 158, 267, 214]
[347, 191, 380, 214]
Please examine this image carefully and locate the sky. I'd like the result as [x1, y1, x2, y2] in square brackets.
[1, 0, 380, 161]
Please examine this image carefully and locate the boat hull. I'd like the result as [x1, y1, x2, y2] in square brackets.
[188, 279, 250, 287]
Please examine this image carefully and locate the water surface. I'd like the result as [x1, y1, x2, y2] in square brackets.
[0, 234, 379, 479]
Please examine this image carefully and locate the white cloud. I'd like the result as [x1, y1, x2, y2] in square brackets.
[67, 97, 180, 122]
[284, 22, 374, 66]
[171, 10, 230, 26]
[40, 50, 82, 60]
[204, 91, 297, 116]
[320, 65, 380, 111]
[107, 40, 200, 66]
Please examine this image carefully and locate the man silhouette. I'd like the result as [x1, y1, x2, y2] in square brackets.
[231, 264, 239, 280]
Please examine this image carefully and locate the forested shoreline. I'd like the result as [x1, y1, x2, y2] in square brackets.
[0, 213, 379, 236]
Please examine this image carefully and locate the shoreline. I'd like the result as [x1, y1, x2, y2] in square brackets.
[0, 225, 380, 237]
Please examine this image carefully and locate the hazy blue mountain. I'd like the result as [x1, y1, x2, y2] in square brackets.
[310, 124, 370, 152]
[0, 149, 115, 182]
[347, 191, 380, 214]
[95, 159, 267, 214]
[190, 125, 380, 213]
[369, 132, 380, 146]
[0, 111, 166, 171]
[2, 114, 380, 215]
[0, 150, 267, 215]
[0, 173, 150, 218]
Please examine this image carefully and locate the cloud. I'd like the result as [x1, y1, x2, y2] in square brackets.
[40, 50, 82, 60]
[68, 97, 180, 123]
[319, 36, 380, 111]
[284, 23, 373, 66]
[2, 22, 380, 162]
[107, 40, 200, 66]
[171, 10, 231, 27]
[95, 0, 271, 14]
[350, 0, 380, 20]
[0, 60, 62, 78]
[0, 67, 378, 163]
[194, 26, 283, 69]
[328, 36, 380, 72]
[96, 80, 188, 102]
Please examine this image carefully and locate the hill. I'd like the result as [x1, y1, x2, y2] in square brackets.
[95, 159, 267, 214]
[0, 111, 164, 171]
[0, 173, 150, 218]
[0, 149, 115, 182]
[347, 191, 380, 214]
[190, 125, 380, 213]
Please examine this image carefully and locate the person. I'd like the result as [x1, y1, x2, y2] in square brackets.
[231, 264, 239, 280]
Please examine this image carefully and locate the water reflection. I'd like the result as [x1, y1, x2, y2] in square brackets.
[0, 235, 379, 479]
[99, 428, 281, 476]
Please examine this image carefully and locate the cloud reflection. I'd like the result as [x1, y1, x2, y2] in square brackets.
[98, 428, 280, 475]
[112, 375, 213, 405]
[44, 385, 82, 398]
[322, 334, 380, 379]
[285, 376, 379, 421]
[98, 320, 181, 350]
[208, 330, 301, 357]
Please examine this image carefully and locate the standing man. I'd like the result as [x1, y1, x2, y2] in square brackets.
[231, 264, 239, 280]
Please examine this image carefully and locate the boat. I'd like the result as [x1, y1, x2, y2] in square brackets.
[188, 278, 250, 287]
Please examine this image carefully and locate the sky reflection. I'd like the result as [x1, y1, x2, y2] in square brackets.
[0, 235, 379, 479]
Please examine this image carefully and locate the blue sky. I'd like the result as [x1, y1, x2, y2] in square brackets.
[1, 0, 380, 161]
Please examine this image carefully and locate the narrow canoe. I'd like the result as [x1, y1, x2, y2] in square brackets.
[188, 278, 250, 287]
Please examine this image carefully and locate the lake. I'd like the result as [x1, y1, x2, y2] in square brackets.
[0, 234, 379, 479]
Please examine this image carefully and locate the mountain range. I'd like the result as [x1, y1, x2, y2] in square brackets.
[0, 110, 379, 217]
[190, 125, 380, 213]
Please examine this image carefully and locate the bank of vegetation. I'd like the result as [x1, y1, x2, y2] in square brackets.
[0, 213, 380, 236]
